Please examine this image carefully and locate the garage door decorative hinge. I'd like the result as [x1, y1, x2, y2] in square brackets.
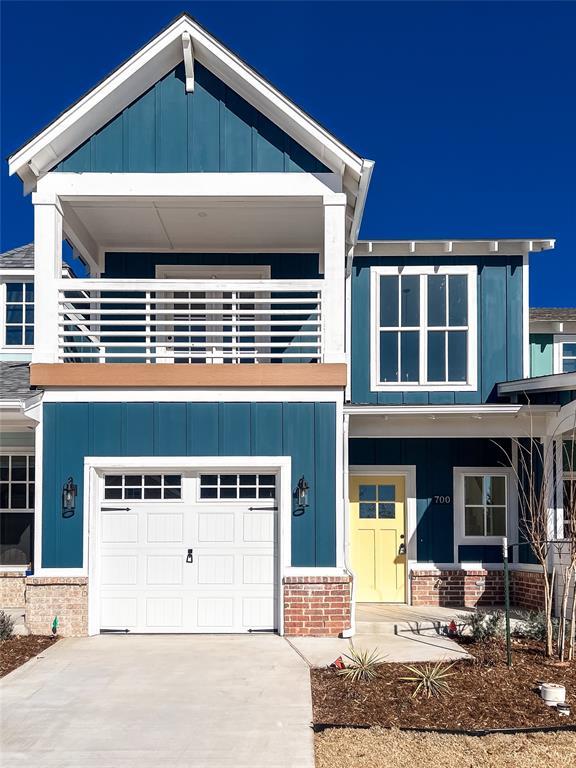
[101, 507, 132, 511]
[248, 506, 278, 511]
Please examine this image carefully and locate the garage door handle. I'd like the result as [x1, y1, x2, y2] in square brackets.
[186, 548, 193, 563]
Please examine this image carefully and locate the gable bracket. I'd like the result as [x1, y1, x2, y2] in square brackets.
[182, 32, 194, 92]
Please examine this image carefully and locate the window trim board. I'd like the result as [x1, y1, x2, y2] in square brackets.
[553, 334, 576, 375]
[453, 466, 517, 564]
[0, 277, 35, 351]
[369, 265, 478, 392]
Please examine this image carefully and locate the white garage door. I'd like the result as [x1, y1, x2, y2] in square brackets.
[98, 471, 278, 633]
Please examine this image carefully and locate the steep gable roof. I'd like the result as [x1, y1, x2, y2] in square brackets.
[8, 13, 373, 242]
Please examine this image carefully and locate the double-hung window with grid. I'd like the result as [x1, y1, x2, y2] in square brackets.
[371, 265, 477, 391]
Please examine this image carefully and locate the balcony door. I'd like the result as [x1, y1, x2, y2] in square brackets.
[155, 265, 270, 364]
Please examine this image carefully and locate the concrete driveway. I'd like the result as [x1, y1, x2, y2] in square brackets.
[0, 634, 314, 768]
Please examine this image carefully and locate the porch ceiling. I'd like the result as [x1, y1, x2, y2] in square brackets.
[62, 197, 324, 252]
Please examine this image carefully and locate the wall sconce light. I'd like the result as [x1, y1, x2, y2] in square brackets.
[297, 476, 310, 508]
[62, 477, 77, 518]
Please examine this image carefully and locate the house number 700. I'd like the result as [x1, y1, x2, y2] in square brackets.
[433, 495, 451, 504]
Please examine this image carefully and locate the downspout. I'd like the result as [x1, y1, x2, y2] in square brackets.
[340, 411, 356, 638]
[340, 159, 373, 638]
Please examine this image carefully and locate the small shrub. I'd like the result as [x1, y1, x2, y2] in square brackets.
[0, 610, 14, 641]
[513, 610, 559, 642]
[337, 647, 386, 683]
[459, 610, 505, 643]
[401, 661, 456, 698]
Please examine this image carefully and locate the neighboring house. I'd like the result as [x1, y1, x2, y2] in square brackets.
[2, 13, 574, 637]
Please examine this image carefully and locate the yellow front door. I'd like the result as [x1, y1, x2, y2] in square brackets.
[350, 475, 406, 602]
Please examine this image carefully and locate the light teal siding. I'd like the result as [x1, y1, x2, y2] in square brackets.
[56, 63, 329, 174]
[530, 333, 554, 376]
[41, 402, 336, 569]
[351, 255, 524, 404]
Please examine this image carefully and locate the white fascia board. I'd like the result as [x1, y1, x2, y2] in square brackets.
[0, 269, 35, 277]
[499, 371, 576, 395]
[348, 412, 554, 439]
[344, 404, 557, 416]
[354, 239, 556, 257]
[9, 15, 364, 185]
[41, 389, 344, 403]
[348, 159, 374, 248]
[33, 172, 343, 203]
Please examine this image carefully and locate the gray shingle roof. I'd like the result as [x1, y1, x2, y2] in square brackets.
[0, 243, 34, 269]
[530, 307, 576, 322]
[0, 362, 33, 400]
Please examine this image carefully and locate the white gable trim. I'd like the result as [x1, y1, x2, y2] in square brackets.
[9, 14, 367, 196]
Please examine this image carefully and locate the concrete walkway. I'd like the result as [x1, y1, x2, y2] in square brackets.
[0, 634, 314, 768]
[289, 604, 472, 668]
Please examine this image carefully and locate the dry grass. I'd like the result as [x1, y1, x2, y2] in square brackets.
[315, 728, 576, 768]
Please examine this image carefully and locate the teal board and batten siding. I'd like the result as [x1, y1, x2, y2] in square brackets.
[56, 62, 328, 174]
[349, 438, 512, 564]
[41, 402, 336, 569]
[351, 256, 524, 404]
[103, 252, 321, 279]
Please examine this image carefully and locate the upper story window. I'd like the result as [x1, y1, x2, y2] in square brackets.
[3, 281, 34, 347]
[370, 266, 477, 391]
[555, 335, 576, 374]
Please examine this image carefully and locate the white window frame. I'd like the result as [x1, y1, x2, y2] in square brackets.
[554, 334, 576, 375]
[197, 472, 277, 502]
[370, 265, 477, 392]
[453, 467, 516, 562]
[102, 472, 183, 503]
[0, 448, 36, 569]
[0, 276, 35, 352]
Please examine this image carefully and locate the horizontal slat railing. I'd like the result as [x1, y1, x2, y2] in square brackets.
[57, 279, 323, 364]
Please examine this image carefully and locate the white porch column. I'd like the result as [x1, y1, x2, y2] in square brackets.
[33, 199, 62, 363]
[322, 194, 347, 363]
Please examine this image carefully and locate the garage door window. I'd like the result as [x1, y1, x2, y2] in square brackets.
[104, 474, 182, 500]
[200, 473, 276, 500]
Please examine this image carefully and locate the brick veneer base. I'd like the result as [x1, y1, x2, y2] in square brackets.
[410, 568, 545, 611]
[283, 575, 352, 636]
[0, 572, 27, 607]
[25, 577, 88, 637]
[510, 570, 546, 611]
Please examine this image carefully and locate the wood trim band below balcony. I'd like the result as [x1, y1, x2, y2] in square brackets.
[30, 363, 348, 389]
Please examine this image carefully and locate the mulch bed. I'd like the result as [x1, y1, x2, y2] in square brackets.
[311, 640, 576, 730]
[0, 635, 58, 678]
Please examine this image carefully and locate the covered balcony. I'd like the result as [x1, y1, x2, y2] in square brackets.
[30, 173, 348, 387]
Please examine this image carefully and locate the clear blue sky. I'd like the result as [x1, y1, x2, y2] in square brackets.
[1, 1, 574, 306]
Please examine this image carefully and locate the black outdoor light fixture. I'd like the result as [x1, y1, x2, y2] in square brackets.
[62, 477, 77, 518]
[296, 476, 310, 508]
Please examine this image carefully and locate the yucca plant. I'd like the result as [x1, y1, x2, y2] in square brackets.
[337, 646, 386, 682]
[400, 661, 456, 698]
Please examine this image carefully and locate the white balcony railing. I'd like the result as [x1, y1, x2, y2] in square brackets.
[57, 279, 324, 364]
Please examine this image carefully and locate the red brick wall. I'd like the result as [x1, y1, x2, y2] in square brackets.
[510, 569, 546, 611]
[410, 568, 545, 611]
[283, 575, 351, 636]
[411, 570, 505, 607]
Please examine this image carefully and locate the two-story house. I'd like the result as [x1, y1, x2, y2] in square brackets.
[2, 13, 574, 637]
